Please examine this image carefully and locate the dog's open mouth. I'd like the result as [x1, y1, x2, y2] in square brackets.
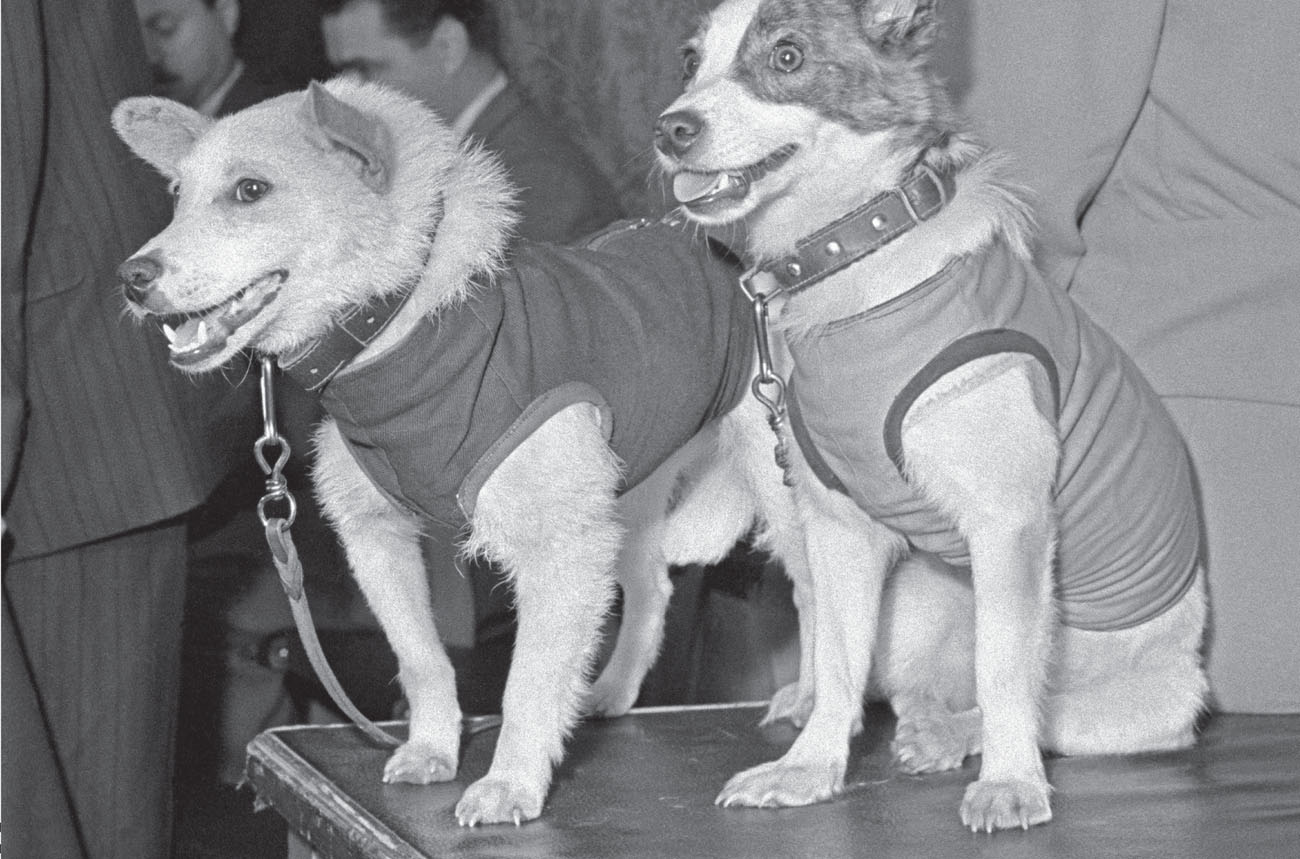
[671, 144, 798, 212]
[156, 269, 287, 366]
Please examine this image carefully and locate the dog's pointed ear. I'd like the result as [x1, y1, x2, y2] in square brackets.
[861, 0, 939, 52]
[298, 81, 393, 194]
[111, 97, 211, 180]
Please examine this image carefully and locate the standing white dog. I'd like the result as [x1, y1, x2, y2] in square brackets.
[111, 78, 808, 826]
[655, 0, 1208, 831]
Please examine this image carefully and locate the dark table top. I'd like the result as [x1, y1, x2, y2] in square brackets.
[246, 703, 1300, 859]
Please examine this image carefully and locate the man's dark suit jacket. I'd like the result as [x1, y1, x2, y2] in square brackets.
[2, 1, 244, 561]
[2, 3, 256, 855]
[470, 83, 624, 243]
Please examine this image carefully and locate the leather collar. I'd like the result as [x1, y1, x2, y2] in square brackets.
[745, 164, 957, 298]
[274, 208, 442, 393]
[276, 281, 418, 393]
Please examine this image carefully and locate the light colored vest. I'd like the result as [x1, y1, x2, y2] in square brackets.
[787, 239, 1199, 631]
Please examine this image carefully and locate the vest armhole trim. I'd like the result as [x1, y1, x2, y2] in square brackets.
[884, 328, 1060, 476]
[457, 381, 612, 519]
[787, 376, 852, 497]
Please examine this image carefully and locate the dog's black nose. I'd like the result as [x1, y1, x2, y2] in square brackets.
[655, 110, 704, 157]
[118, 254, 163, 305]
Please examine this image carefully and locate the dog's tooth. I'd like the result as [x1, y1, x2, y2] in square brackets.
[196, 319, 209, 343]
[162, 323, 177, 344]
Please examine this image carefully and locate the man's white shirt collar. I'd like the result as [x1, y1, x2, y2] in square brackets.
[451, 71, 508, 140]
[197, 60, 244, 118]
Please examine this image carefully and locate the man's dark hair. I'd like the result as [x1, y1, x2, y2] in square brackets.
[316, 0, 499, 55]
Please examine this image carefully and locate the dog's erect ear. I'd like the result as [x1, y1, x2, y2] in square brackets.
[860, 0, 939, 52]
[112, 97, 211, 179]
[298, 81, 393, 194]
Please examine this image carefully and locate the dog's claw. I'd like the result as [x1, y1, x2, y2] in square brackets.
[959, 778, 1052, 833]
[716, 758, 843, 809]
[583, 675, 638, 719]
[761, 681, 814, 728]
[892, 719, 970, 774]
[455, 775, 545, 827]
[382, 741, 457, 785]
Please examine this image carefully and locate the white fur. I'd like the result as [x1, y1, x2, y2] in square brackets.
[113, 77, 809, 826]
[587, 386, 817, 724]
[662, 0, 1207, 833]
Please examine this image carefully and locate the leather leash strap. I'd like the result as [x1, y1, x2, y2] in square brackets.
[263, 518, 402, 748]
[254, 358, 402, 748]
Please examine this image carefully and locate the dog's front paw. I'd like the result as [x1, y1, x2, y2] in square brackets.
[716, 758, 843, 809]
[455, 775, 545, 827]
[382, 741, 457, 785]
[892, 714, 974, 774]
[583, 674, 638, 718]
[761, 681, 814, 728]
[960, 778, 1052, 832]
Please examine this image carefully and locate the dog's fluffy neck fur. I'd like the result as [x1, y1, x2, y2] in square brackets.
[345, 140, 516, 371]
[315, 85, 518, 373]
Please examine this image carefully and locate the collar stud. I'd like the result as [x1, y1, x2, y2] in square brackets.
[752, 163, 957, 296]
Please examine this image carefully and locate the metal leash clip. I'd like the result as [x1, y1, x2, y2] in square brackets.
[254, 358, 297, 529]
[739, 267, 794, 485]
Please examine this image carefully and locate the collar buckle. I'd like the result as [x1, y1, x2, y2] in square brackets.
[739, 265, 785, 303]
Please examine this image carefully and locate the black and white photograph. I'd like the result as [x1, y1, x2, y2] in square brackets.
[3, 1, 1297, 856]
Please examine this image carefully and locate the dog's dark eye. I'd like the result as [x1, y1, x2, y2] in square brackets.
[770, 41, 804, 73]
[234, 178, 270, 203]
[681, 47, 701, 81]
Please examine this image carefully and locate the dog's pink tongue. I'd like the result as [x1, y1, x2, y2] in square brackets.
[673, 172, 723, 203]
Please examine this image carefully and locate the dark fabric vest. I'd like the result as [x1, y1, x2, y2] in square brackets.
[322, 219, 752, 546]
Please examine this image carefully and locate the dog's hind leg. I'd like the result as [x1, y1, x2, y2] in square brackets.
[659, 420, 764, 569]
[586, 435, 715, 718]
[684, 399, 816, 728]
[1042, 571, 1208, 756]
[732, 410, 817, 729]
[313, 420, 463, 784]
[717, 478, 903, 808]
[456, 403, 621, 826]
[761, 537, 815, 728]
[872, 553, 981, 774]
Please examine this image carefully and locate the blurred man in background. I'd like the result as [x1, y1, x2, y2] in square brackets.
[318, 0, 623, 243]
[135, 0, 293, 115]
